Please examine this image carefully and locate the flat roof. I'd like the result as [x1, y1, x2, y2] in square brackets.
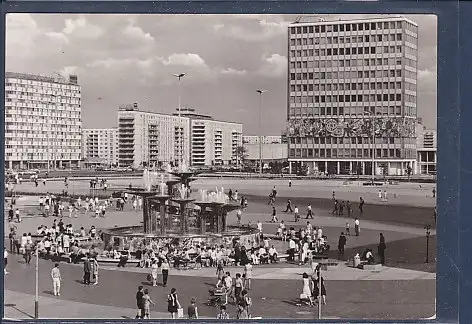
[290, 16, 418, 27]
[6, 72, 79, 85]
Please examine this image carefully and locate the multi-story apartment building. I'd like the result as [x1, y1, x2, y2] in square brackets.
[175, 108, 243, 166]
[5, 72, 82, 170]
[82, 128, 119, 167]
[117, 103, 190, 168]
[286, 16, 418, 176]
[416, 119, 437, 175]
[243, 135, 284, 144]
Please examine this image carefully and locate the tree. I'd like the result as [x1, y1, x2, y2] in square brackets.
[235, 146, 248, 169]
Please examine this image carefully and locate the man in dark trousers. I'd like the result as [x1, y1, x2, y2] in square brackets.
[83, 254, 91, 284]
[338, 232, 347, 255]
[135, 286, 144, 319]
[339, 201, 344, 216]
[284, 199, 293, 213]
[359, 197, 365, 214]
[346, 201, 352, 218]
[378, 233, 386, 265]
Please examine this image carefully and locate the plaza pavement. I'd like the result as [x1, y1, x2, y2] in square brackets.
[3, 178, 436, 320]
[4, 253, 435, 320]
[11, 177, 436, 207]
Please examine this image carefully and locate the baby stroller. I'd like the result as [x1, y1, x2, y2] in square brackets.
[207, 288, 227, 307]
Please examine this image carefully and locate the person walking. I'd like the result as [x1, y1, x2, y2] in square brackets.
[271, 206, 278, 223]
[294, 206, 300, 222]
[345, 222, 350, 236]
[378, 190, 382, 201]
[135, 286, 144, 319]
[167, 288, 181, 319]
[241, 289, 252, 318]
[83, 254, 91, 285]
[332, 200, 339, 215]
[150, 259, 159, 287]
[51, 263, 62, 296]
[284, 199, 293, 213]
[288, 179, 292, 188]
[187, 297, 199, 319]
[359, 197, 364, 214]
[4, 248, 9, 275]
[382, 190, 388, 202]
[243, 262, 252, 290]
[91, 256, 99, 285]
[354, 218, 360, 236]
[161, 258, 170, 287]
[338, 232, 347, 255]
[24, 241, 32, 265]
[432, 188, 436, 198]
[236, 209, 242, 226]
[313, 274, 326, 305]
[346, 201, 352, 218]
[142, 288, 155, 319]
[234, 273, 244, 303]
[306, 204, 314, 219]
[378, 233, 387, 265]
[301, 273, 314, 306]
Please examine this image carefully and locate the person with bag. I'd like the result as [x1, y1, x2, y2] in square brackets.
[167, 287, 181, 319]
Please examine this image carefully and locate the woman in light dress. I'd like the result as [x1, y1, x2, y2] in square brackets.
[301, 272, 314, 306]
[243, 262, 253, 290]
[151, 260, 159, 286]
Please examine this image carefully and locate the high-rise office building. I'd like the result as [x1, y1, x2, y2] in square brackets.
[117, 103, 190, 168]
[5, 72, 82, 170]
[286, 16, 418, 176]
[82, 128, 119, 166]
[174, 108, 243, 166]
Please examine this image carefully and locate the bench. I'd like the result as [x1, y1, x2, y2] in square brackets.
[95, 257, 141, 265]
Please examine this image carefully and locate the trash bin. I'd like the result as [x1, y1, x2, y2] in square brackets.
[353, 254, 361, 268]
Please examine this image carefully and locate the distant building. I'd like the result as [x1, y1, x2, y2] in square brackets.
[82, 128, 118, 167]
[243, 143, 288, 165]
[416, 120, 437, 175]
[5, 72, 82, 170]
[117, 103, 190, 168]
[243, 135, 284, 145]
[175, 108, 243, 167]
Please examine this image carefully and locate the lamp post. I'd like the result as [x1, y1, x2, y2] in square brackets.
[256, 89, 266, 175]
[364, 111, 375, 184]
[424, 224, 431, 263]
[34, 243, 39, 319]
[172, 73, 186, 168]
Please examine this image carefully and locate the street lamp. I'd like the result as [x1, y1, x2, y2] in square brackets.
[34, 243, 39, 318]
[172, 73, 186, 168]
[364, 111, 375, 184]
[256, 89, 266, 175]
[424, 224, 432, 263]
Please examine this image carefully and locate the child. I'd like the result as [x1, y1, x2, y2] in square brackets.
[282, 228, 288, 242]
[142, 289, 155, 319]
[187, 297, 198, 319]
[345, 222, 350, 236]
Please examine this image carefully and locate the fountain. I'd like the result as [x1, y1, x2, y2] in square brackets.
[101, 164, 258, 251]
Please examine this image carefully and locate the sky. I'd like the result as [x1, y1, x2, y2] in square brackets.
[6, 14, 437, 135]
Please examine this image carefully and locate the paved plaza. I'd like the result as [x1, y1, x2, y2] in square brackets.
[4, 177, 436, 320]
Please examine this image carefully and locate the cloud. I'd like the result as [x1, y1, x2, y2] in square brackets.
[257, 54, 287, 77]
[60, 65, 80, 76]
[160, 53, 207, 67]
[123, 24, 154, 43]
[6, 14, 39, 54]
[219, 68, 247, 76]
[63, 16, 103, 39]
[45, 31, 69, 43]
[214, 16, 290, 42]
[212, 24, 224, 32]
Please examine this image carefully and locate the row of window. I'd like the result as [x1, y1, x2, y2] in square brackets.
[290, 93, 411, 104]
[290, 69, 408, 81]
[5, 153, 79, 158]
[288, 106, 417, 117]
[290, 57, 417, 69]
[289, 147, 416, 159]
[290, 81, 416, 92]
[290, 33, 405, 46]
[5, 80, 80, 91]
[290, 21, 405, 34]
[290, 45, 408, 58]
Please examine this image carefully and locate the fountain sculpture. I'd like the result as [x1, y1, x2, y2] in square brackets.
[102, 164, 257, 251]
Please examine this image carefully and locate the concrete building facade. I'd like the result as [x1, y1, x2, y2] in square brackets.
[117, 104, 190, 168]
[82, 128, 119, 167]
[286, 17, 419, 176]
[5, 72, 82, 170]
[243, 135, 284, 144]
[416, 120, 437, 175]
[175, 108, 243, 167]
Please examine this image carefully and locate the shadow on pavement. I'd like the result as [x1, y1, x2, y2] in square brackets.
[3, 303, 35, 319]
